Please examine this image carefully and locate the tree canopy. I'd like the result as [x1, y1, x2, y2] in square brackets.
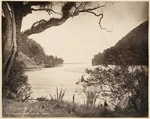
[17, 2, 108, 36]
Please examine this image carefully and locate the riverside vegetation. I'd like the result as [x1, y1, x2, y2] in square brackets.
[2, 1, 148, 117]
[3, 21, 148, 117]
[2, 32, 64, 103]
[17, 33, 64, 69]
[92, 21, 148, 66]
[3, 65, 148, 117]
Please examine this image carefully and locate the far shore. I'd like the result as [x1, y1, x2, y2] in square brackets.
[24, 63, 64, 71]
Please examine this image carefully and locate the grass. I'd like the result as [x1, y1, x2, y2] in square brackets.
[2, 86, 147, 117]
[85, 90, 98, 107]
[3, 98, 146, 117]
[2, 98, 76, 117]
[56, 86, 66, 102]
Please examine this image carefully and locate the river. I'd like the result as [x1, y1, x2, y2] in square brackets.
[25, 63, 93, 104]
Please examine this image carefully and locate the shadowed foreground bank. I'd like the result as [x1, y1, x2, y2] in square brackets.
[2, 98, 147, 117]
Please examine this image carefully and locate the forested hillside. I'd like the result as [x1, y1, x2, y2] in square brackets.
[92, 21, 148, 65]
[17, 33, 63, 68]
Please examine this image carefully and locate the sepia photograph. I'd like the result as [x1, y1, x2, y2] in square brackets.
[2, 1, 148, 117]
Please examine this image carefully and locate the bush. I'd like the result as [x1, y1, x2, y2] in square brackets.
[76, 65, 148, 116]
[55, 86, 66, 102]
[2, 57, 32, 102]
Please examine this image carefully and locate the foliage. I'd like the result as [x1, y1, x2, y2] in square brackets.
[49, 86, 66, 102]
[90, 21, 148, 116]
[21, 2, 108, 36]
[36, 96, 48, 102]
[85, 90, 99, 107]
[2, 1, 105, 102]
[17, 33, 63, 67]
[45, 56, 64, 67]
[77, 65, 148, 116]
[55, 86, 66, 102]
[92, 21, 148, 66]
[2, 57, 32, 102]
[3, 97, 145, 117]
[3, 98, 76, 117]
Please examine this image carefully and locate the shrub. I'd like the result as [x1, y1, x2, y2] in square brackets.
[76, 65, 148, 116]
[56, 86, 66, 102]
[2, 57, 32, 102]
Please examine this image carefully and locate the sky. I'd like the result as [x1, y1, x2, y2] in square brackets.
[21, 2, 148, 63]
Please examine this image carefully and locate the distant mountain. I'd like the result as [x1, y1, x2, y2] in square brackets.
[92, 21, 148, 66]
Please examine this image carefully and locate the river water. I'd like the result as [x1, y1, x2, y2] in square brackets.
[25, 63, 93, 104]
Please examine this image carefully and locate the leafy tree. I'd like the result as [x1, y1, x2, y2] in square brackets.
[45, 55, 63, 67]
[77, 65, 148, 116]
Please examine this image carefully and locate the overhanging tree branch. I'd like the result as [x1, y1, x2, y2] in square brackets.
[23, 2, 110, 36]
[83, 2, 107, 11]
[80, 10, 103, 17]
[99, 14, 112, 32]
[31, 8, 62, 16]
[24, 17, 68, 36]
[23, 2, 75, 36]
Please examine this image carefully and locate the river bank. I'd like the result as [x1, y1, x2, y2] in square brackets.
[3, 64, 148, 117]
[3, 98, 145, 117]
[25, 64, 148, 104]
[25, 63, 92, 104]
[2, 98, 76, 117]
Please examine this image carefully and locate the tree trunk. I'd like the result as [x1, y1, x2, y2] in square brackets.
[13, 3, 25, 33]
[2, 2, 17, 82]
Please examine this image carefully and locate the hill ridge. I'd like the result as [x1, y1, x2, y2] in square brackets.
[92, 21, 148, 65]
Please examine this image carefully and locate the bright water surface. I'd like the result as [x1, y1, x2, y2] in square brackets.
[25, 63, 94, 104]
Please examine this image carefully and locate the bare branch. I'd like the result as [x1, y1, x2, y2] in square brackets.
[82, 2, 107, 11]
[31, 8, 62, 16]
[73, 2, 106, 15]
[72, 2, 111, 32]
[80, 11, 103, 17]
[75, 2, 83, 9]
[23, 2, 110, 36]
[99, 14, 112, 32]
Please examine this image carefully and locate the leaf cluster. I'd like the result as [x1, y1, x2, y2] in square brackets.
[2, 57, 32, 102]
[77, 65, 148, 113]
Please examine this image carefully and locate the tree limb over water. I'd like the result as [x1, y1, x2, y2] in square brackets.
[23, 2, 110, 36]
